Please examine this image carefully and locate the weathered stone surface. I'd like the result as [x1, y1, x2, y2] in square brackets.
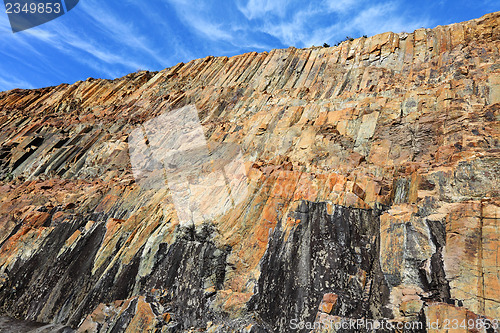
[0, 11, 498, 332]
[248, 202, 388, 332]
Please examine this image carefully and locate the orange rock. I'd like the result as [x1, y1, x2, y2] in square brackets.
[318, 293, 339, 315]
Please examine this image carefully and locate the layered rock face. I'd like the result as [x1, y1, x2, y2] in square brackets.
[0, 12, 498, 332]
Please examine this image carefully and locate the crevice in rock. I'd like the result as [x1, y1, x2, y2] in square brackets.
[420, 219, 451, 304]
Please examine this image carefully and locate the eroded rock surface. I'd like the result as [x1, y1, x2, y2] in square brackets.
[0, 12, 498, 332]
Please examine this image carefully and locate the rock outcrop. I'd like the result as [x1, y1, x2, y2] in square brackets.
[0, 12, 498, 332]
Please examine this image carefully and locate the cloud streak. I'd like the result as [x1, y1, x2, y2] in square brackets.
[237, 0, 289, 20]
[78, 0, 168, 66]
[350, 2, 431, 36]
[0, 74, 34, 91]
[0, 0, 173, 91]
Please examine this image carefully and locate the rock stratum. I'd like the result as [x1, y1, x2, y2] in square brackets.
[0, 12, 499, 333]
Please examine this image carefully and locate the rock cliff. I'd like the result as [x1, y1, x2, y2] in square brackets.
[0, 11, 498, 332]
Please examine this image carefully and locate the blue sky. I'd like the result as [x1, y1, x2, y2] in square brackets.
[0, 0, 498, 92]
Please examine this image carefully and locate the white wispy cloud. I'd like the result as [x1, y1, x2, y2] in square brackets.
[260, 5, 327, 46]
[237, 0, 289, 20]
[0, 15, 45, 55]
[122, 0, 194, 58]
[0, 0, 170, 90]
[23, 20, 149, 74]
[78, 0, 168, 67]
[350, 2, 431, 36]
[165, 0, 236, 42]
[325, 0, 360, 13]
[0, 74, 34, 92]
[188, 17, 234, 41]
[163, 0, 277, 57]
[60, 29, 147, 69]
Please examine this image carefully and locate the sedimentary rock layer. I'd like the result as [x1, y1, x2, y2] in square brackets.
[0, 11, 498, 332]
